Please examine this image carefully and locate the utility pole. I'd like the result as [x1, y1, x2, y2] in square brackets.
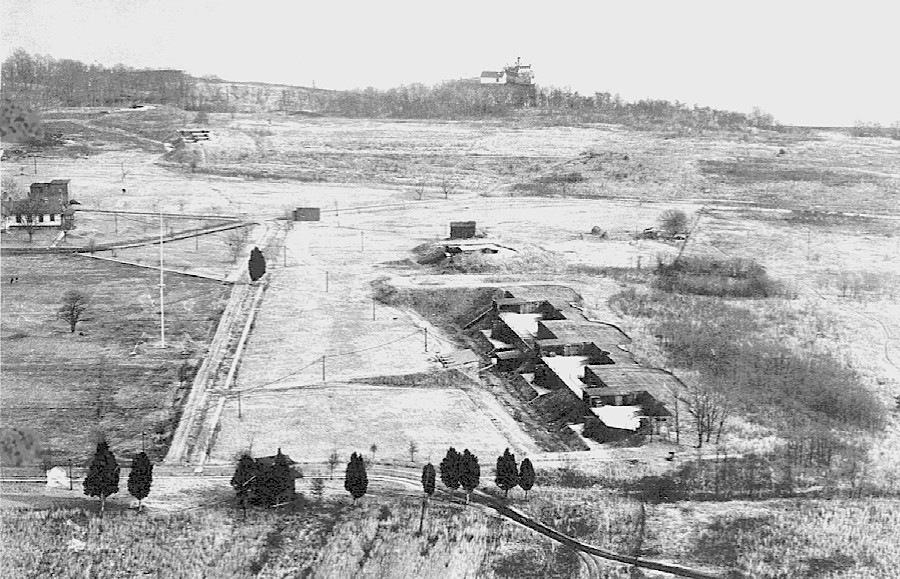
[114, 214, 118, 235]
[321, 356, 326, 382]
[360, 231, 364, 252]
[424, 328, 428, 352]
[238, 390, 242, 418]
[68, 459, 73, 491]
[159, 210, 166, 348]
[372, 298, 376, 321]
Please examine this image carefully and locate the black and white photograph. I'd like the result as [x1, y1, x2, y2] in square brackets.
[1, 1, 898, 577]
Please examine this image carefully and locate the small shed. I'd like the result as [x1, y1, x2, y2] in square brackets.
[450, 221, 476, 239]
[293, 207, 320, 221]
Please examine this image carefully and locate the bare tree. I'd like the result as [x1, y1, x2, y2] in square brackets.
[408, 440, 419, 463]
[680, 373, 731, 448]
[16, 198, 44, 243]
[2, 174, 21, 198]
[415, 179, 426, 200]
[327, 450, 340, 480]
[440, 177, 455, 200]
[225, 226, 249, 263]
[58, 290, 89, 333]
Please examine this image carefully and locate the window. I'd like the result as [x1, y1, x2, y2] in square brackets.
[16, 214, 22, 223]
[38, 214, 44, 223]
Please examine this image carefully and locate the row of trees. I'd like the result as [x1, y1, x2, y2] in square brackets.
[82, 439, 153, 516]
[230, 447, 538, 512]
[433, 447, 535, 503]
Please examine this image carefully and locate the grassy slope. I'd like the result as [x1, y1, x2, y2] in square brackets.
[0, 496, 584, 579]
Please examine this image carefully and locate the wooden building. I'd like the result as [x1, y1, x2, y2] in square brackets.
[449, 221, 476, 239]
[293, 207, 321, 221]
[2, 179, 76, 231]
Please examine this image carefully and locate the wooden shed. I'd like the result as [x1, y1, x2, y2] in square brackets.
[449, 221, 476, 239]
[293, 207, 321, 221]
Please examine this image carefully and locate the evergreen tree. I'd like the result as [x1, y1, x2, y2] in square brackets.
[127, 451, 153, 511]
[495, 448, 519, 498]
[231, 452, 257, 515]
[248, 246, 266, 282]
[344, 452, 368, 502]
[421, 463, 436, 499]
[419, 462, 437, 534]
[83, 439, 120, 517]
[439, 447, 461, 493]
[519, 458, 536, 500]
[259, 448, 295, 506]
[459, 449, 480, 504]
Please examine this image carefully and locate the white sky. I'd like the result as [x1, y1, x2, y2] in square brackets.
[2, 0, 898, 126]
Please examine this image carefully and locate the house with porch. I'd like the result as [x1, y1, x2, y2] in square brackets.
[2, 179, 76, 231]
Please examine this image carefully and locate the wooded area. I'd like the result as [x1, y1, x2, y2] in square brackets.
[2, 49, 777, 131]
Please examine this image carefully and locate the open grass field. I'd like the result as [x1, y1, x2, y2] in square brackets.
[0, 211, 235, 250]
[101, 223, 261, 280]
[16, 108, 900, 215]
[0, 254, 229, 463]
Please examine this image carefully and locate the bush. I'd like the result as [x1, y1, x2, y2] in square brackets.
[654, 256, 783, 298]
[636, 475, 685, 503]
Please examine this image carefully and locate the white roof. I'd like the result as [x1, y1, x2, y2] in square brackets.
[541, 355, 591, 397]
[590, 405, 643, 430]
[499, 312, 542, 339]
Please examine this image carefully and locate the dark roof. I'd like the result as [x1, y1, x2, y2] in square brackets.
[256, 453, 297, 466]
[583, 366, 682, 402]
[538, 320, 631, 346]
[50, 179, 71, 184]
[495, 297, 528, 306]
[481, 71, 503, 78]
[450, 221, 476, 227]
[6, 199, 64, 214]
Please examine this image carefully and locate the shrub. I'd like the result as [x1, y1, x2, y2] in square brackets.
[654, 256, 782, 298]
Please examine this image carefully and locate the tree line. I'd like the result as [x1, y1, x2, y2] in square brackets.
[2, 49, 778, 132]
[1, 49, 193, 109]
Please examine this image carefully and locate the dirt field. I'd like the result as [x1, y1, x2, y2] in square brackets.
[203, 218, 542, 463]
[211, 384, 517, 463]
[0, 254, 229, 463]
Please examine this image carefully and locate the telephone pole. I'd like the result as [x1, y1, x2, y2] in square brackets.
[159, 210, 166, 348]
